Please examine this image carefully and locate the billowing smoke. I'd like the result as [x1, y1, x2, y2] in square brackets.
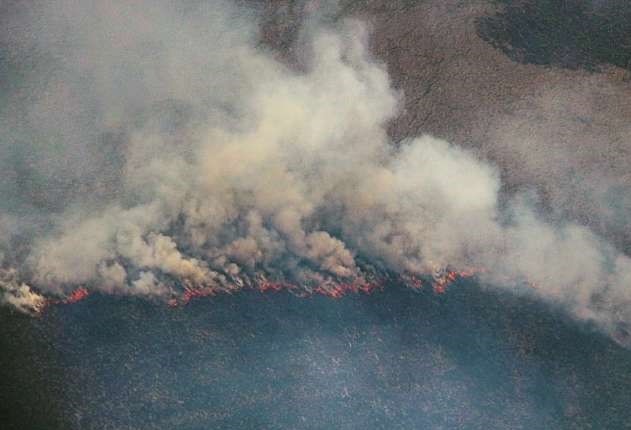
[1, 0, 630, 341]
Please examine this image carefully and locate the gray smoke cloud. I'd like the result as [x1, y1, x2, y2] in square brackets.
[1, 0, 630, 341]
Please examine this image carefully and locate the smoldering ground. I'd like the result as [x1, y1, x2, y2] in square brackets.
[1, 0, 631, 344]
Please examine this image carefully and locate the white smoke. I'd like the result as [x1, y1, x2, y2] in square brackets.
[1, 0, 630, 340]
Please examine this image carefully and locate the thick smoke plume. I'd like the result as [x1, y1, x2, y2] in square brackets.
[1, 1, 630, 340]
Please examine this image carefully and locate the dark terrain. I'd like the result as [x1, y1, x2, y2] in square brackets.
[4, 282, 631, 429]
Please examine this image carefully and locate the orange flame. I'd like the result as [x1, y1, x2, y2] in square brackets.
[181, 286, 218, 305]
[431, 268, 482, 294]
[63, 287, 90, 304]
[42, 266, 487, 311]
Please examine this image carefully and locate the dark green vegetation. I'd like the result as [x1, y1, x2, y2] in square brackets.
[0, 310, 69, 430]
[477, 0, 631, 72]
[3, 282, 629, 429]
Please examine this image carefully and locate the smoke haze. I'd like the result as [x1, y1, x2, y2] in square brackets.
[1, 0, 630, 342]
